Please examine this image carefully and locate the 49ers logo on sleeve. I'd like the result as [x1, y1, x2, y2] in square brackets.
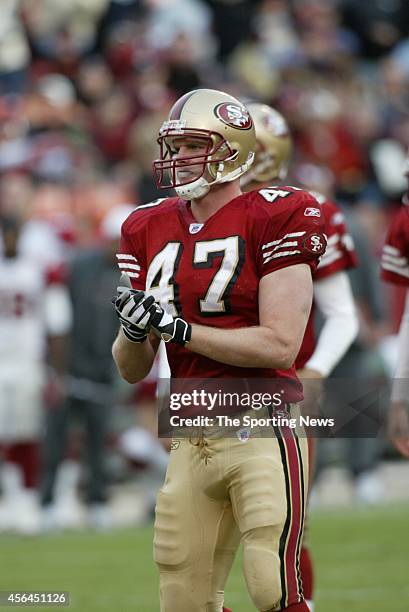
[214, 103, 253, 130]
[302, 232, 326, 255]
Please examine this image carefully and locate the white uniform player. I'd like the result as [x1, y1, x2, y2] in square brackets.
[0, 216, 71, 534]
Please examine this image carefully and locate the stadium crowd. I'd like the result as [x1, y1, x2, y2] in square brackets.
[1, 0, 409, 534]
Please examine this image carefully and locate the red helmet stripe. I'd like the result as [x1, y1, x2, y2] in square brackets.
[169, 90, 197, 120]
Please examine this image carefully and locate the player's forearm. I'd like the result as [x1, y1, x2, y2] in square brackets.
[187, 324, 300, 370]
[306, 313, 359, 376]
[112, 329, 157, 383]
[306, 272, 359, 376]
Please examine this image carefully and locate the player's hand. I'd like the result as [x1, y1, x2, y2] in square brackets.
[113, 285, 158, 343]
[388, 401, 409, 459]
[149, 303, 192, 346]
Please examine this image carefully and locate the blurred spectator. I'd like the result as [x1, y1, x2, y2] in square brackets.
[127, 110, 174, 202]
[90, 86, 134, 163]
[204, 0, 262, 62]
[21, 0, 110, 74]
[294, 0, 360, 71]
[0, 0, 31, 94]
[164, 33, 203, 97]
[340, 0, 409, 60]
[74, 55, 115, 107]
[148, 0, 213, 61]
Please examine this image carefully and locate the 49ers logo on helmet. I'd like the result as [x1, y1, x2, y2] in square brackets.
[214, 103, 253, 130]
[302, 232, 326, 255]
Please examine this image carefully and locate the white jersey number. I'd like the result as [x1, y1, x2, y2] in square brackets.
[146, 242, 182, 317]
[146, 236, 244, 316]
[259, 186, 301, 203]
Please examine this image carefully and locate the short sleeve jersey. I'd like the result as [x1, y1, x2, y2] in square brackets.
[118, 186, 327, 402]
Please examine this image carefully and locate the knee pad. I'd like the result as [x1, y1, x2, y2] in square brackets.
[242, 526, 282, 611]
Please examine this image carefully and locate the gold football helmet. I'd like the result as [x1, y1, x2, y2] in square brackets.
[153, 89, 256, 199]
[242, 103, 292, 185]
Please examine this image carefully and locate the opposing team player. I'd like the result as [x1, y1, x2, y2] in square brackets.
[381, 153, 409, 458]
[236, 103, 358, 612]
[112, 89, 327, 612]
[0, 216, 71, 534]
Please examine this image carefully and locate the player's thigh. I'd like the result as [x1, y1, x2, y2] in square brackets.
[0, 362, 44, 441]
[228, 437, 287, 532]
[228, 422, 308, 532]
[153, 438, 229, 569]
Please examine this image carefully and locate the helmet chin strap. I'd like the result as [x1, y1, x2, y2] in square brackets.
[175, 153, 255, 200]
[175, 177, 210, 200]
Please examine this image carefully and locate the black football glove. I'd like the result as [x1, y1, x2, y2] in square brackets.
[113, 272, 191, 346]
[149, 304, 192, 346]
[113, 285, 158, 343]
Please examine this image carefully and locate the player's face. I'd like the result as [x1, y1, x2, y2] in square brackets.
[170, 136, 213, 183]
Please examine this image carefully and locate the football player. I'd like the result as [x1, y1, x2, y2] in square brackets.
[0, 215, 71, 534]
[381, 152, 409, 459]
[235, 103, 358, 612]
[112, 89, 327, 612]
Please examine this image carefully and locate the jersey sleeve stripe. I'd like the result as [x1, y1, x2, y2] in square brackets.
[263, 241, 299, 258]
[381, 262, 409, 278]
[118, 262, 141, 271]
[318, 249, 342, 268]
[262, 231, 305, 250]
[319, 244, 339, 259]
[382, 253, 408, 266]
[342, 234, 355, 251]
[263, 250, 302, 264]
[383, 244, 401, 256]
[326, 233, 339, 246]
[116, 254, 138, 262]
[120, 271, 140, 279]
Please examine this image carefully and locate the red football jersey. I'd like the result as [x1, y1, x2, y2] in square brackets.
[295, 193, 358, 369]
[118, 187, 326, 402]
[381, 205, 409, 287]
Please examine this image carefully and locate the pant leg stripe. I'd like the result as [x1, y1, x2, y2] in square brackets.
[294, 432, 306, 598]
[276, 423, 304, 607]
[274, 425, 291, 609]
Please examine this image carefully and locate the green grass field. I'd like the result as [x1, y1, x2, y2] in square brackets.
[0, 504, 408, 611]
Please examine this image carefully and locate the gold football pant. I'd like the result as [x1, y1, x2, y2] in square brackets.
[154, 416, 308, 611]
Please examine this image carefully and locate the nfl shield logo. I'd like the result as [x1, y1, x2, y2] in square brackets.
[237, 428, 250, 443]
[189, 223, 204, 234]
